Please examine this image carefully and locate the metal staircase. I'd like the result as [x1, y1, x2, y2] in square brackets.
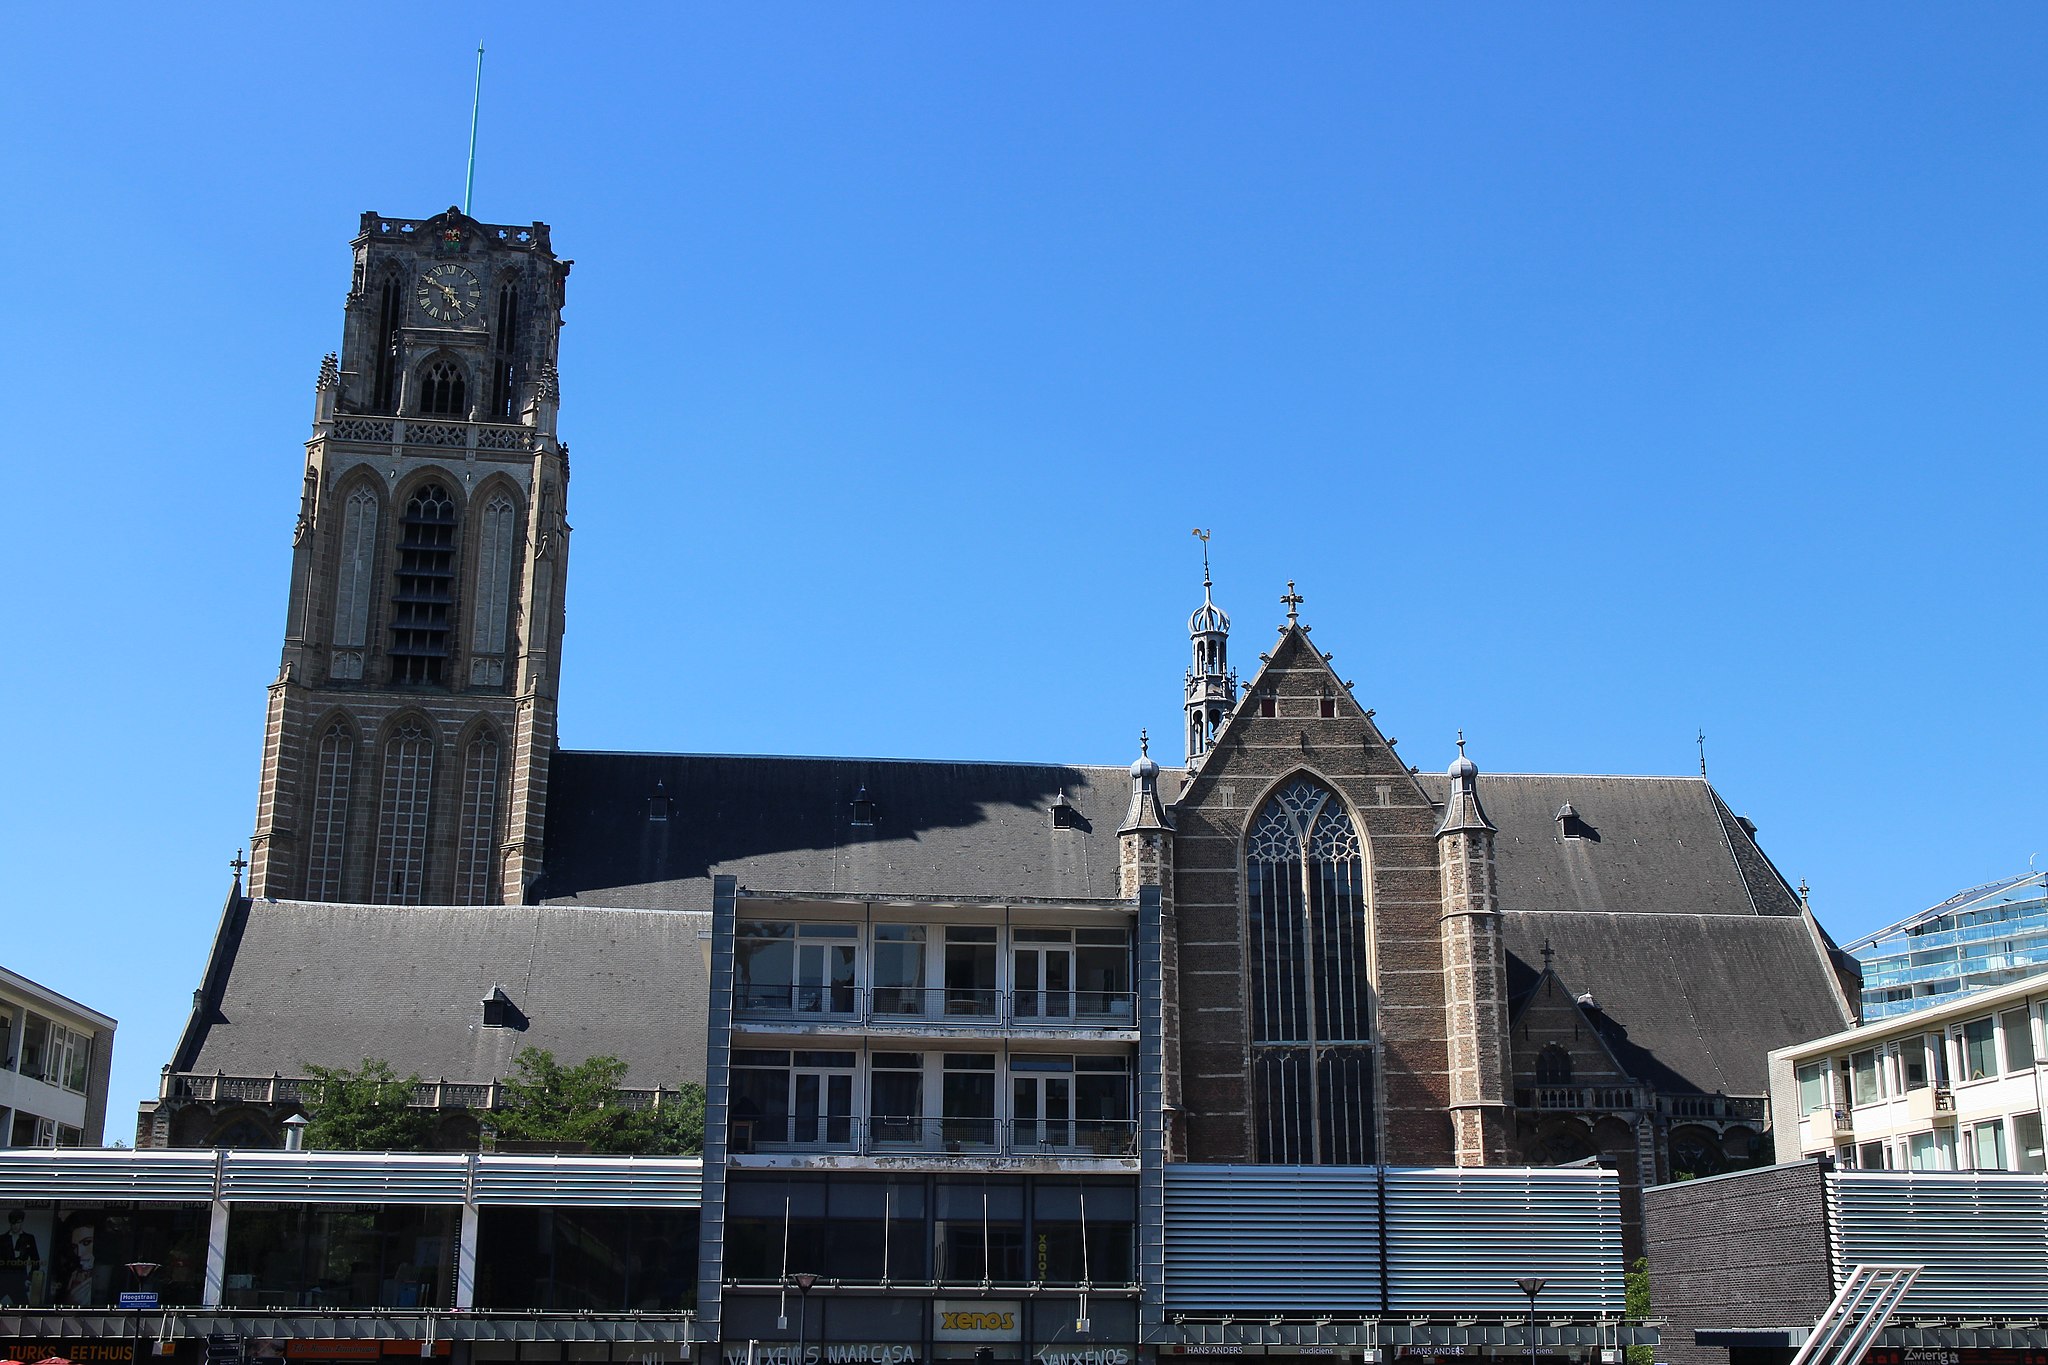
[1789, 1265, 1923, 1365]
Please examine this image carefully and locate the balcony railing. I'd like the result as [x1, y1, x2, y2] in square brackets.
[734, 986, 1138, 1028]
[1511, 1087, 1767, 1123]
[160, 1071, 680, 1112]
[728, 1115, 1138, 1158]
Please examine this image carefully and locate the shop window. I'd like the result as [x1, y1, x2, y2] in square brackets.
[473, 1206, 698, 1310]
[935, 1178, 1025, 1283]
[6, 1203, 210, 1308]
[223, 1204, 458, 1308]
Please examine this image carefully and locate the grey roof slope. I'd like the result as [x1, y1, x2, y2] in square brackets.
[537, 751, 1178, 909]
[1418, 773, 1803, 917]
[180, 900, 709, 1087]
[1503, 910, 1853, 1095]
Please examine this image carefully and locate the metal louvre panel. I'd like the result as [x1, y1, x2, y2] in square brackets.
[0, 1149, 217, 1201]
[472, 1155, 704, 1207]
[220, 1152, 469, 1203]
[1166, 1165, 1383, 1311]
[1383, 1168, 1622, 1315]
[1829, 1172, 2048, 1315]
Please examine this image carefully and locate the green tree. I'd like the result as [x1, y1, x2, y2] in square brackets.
[1624, 1257, 1654, 1365]
[491, 1048, 704, 1155]
[302, 1058, 437, 1151]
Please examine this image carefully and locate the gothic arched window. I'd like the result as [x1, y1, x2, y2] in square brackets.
[416, 358, 467, 417]
[1246, 776, 1374, 1164]
[1536, 1043, 1574, 1087]
[305, 721, 355, 900]
[467, 492, 518, 687]
[373, 719, 435, 905]
[390, 483, 457, 685]
[454, 731, 501, 905]
[330, 486, 379, 681]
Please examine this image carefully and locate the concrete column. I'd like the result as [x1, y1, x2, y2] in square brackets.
[203, 1202, 230, 1306]
[455, 1203, 479, 1309]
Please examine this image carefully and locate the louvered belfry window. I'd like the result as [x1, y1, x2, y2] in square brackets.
[390, 483, 456, 685]
[1246, 777, 1375, 1164]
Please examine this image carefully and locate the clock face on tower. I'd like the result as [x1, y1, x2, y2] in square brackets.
[416, 263, 484, 323]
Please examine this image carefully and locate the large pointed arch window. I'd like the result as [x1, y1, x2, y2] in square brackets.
[373, 719, 435, 905]
[453, 731, 501, 906]
[1246, 776, 1375, 1164]
[305, 721, 356, 900]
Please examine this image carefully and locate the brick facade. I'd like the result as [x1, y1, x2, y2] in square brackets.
[1166, 624, 1510, 1167]
[249, 208, 569, 907]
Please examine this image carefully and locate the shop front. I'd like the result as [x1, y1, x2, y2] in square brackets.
[715, 1293, 1140, 1365]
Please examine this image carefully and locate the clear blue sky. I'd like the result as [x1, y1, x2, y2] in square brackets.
[4, 4, 2044, 1135]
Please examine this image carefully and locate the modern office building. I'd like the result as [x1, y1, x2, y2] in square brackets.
[0, 965, 115, 1149]
[1849, 872, 2048, 1022]
[1769, 968, 2048, 1173]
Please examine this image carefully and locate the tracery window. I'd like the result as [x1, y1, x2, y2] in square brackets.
[454, 732, 501, 905]
[305, 721, 355, 900]
[1246, 776, 1374, 1163]
[330, 486, 378, 681]
[467, 492, 518, 687]
[416, 358, 467, 417]
[373, 719, 435, 905]
[390, 483, 456, 685]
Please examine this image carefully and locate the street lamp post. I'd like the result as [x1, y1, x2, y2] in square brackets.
[1514, 1277, 1547, 1365]
[792, 1272, 817, 1365]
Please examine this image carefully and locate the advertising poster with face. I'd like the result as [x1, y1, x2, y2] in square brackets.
[0, 1207, 52, 1307]
[56, 1210, 113, 1307]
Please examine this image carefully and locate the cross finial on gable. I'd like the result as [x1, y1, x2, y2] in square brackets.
[1540, 938, 1555, 971]
[230, 848, 249, 890]
[1281, 580, 1303, 624]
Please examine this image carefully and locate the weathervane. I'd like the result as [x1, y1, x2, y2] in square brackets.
[1191, 528, 1212, 588]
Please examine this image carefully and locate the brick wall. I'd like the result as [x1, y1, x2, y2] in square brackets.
[1643, 1161, 1833, 1365]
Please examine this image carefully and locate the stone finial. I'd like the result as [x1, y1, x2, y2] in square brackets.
[316, 352, 340, 391]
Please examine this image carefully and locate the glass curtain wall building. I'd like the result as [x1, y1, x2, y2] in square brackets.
[1850, 874, 2048, 1022]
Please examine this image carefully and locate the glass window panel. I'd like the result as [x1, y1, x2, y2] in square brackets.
[1964, 1018, 1999, 1080]
[2003, 1009, 2037, 1071]
[474, 1207, 697, 1311]
[223, 1205, 457, 1309]
[1851, 1050, 1880, 1105]
[2014, 1112, 2046, 1173]
[1796, 1062, 1828, 1111]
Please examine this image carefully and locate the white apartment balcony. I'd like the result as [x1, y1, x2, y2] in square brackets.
[1906, 1084, 1958, 1124]
[1799, 1105, 1857, 1154]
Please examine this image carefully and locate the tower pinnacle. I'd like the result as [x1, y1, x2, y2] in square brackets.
[1185, 532, 1237, 767]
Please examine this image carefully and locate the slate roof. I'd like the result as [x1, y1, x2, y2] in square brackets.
[1418, 773, 1804, 918]
[177, 899, 710, 1088]
[1503, 910, 1854, 1096]
[536, 751, 1177, 910]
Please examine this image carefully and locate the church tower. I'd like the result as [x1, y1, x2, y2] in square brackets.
[1183, 533, 1237, 768]
[248, 208, 572, 906]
